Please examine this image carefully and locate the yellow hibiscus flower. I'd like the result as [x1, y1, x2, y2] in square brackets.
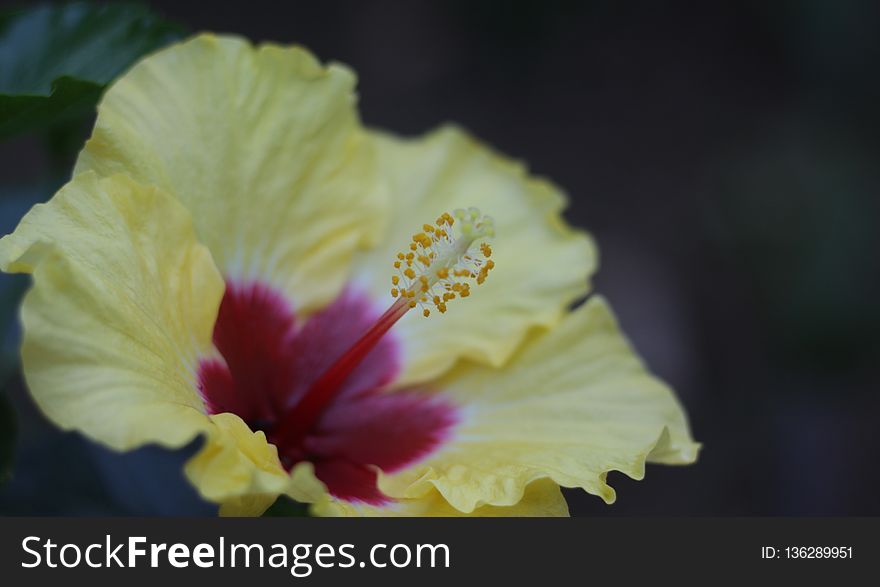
[0, 34, 699, 516]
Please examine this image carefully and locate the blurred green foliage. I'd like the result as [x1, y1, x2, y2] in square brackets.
[0, 392, 12, 486]
[0, 185, 62, 488]
[0, 2, 184, 139]
[262, 495, 310, 517]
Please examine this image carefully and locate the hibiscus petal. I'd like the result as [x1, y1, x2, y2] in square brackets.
[75, 34, 388, 316]
[298, 389, 457, 506]
[308, 391, 457, 473]
[0, 172, 293, 508]
[184, 412, 290, 506]
[377, 296, 700, 513]
[0, 172, 221, 449]
[315, 478, 569, 517]
[311, 459, 388, 505]
[352, 126, 597, 385]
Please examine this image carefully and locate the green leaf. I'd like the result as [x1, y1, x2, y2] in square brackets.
[0, 2, 184, 139]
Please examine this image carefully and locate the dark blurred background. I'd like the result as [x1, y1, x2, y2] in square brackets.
[0, 0, 878, 515]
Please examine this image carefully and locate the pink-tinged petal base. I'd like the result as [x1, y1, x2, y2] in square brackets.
[197, 281, 458, 505]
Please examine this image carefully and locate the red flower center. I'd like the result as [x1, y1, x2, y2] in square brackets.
[197, 281, 457, 505]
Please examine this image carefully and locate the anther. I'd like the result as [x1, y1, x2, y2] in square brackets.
[390, 208, 495, 318]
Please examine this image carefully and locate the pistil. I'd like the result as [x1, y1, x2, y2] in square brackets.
[274, 296, 411, 449]
[273, 208, 495, 456]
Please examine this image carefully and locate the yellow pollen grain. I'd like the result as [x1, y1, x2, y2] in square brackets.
[389, 208, 494, 317]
